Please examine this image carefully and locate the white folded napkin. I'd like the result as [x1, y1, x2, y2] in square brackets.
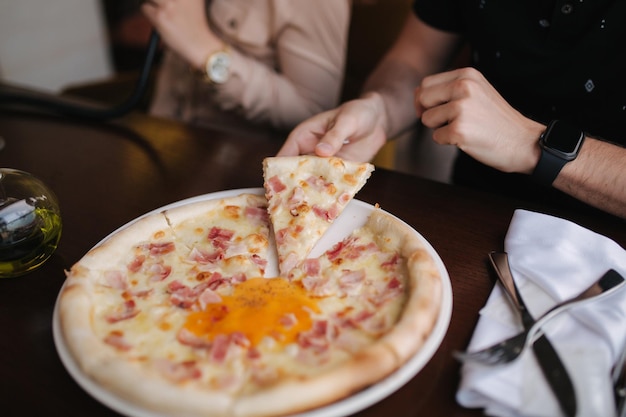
[456, 209, 626, 417]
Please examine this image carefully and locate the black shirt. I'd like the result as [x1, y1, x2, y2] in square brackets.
[412, 0, 626, 210]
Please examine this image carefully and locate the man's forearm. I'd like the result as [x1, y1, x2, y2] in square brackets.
[556, 137, 626, 218]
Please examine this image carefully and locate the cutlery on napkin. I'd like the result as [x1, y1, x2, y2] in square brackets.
[456, 209, 626, 417]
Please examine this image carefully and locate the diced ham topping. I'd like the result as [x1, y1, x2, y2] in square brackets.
[288, 187, 306, 216]
[145, 242, 176, 256]
[168, 280, 213, 309]
[326, 237, 355, 261]
[346, 241, 378, 260]
[106, 300, 140, 323]
[312, 204, 339, 222]
[189, 247, 223, 263]
[103, 270, 128, 290]
[210, 334, 231, 363]
[381, 253, 400, 270]
[353, 309, 375, 323]
[302, 258, 320, 276]
[337, 306, 387, 335]
[154, 359, 202, 382]
[297, 320, 336, 353]
[148, 262, 172, 282]
[126, 242, 174, 280]
[357, 314, 388, 335]
[302, 274, 333, 297]
[268, 175, 286, 193]
[338, 269, 365, 295]
[337, 309, 375, 329]
[230, 272, 247, 284]
[168, 282, 198, 309]
[177, 329, 250, 361]
[245, 205, 269, 223]
[289, 187, 305, 204]
[168, 281, 208, 308]
[251, 254, 268, 270]
[230, 331, 250, 348]
[275, 228, 289, 246]
[177, 328, 213, 349]
[124, 288, 152, 298]
[198, 288, 222, 309]
[167, 280, 186, 292]
[279, 313, 297, 329]
[326, 236, 378, 261]
[127, 255, 145, 273]
[371, 277, 404, 306]
[247, 347, 261, 360]
[208, 227, 235, 250]
[104, 330, 132, 351]
[207, 272, 230, 291]
[388, 276, 401, 289]
[275, 225, 301, 246]
[280, 252, 299, 275]
[305, 176, 334, 193]
[208, 228, 234, 241]
[334, 309, 388, 336]
[167, 274, 237, 309]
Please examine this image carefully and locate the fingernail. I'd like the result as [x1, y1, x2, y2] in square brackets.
[315, 142, 333, 155]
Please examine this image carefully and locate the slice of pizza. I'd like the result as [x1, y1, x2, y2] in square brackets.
[263, 155, 374, 275]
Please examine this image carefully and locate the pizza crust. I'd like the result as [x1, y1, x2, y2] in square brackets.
[364, 209, 442, 363]
[232, 341, 397, 417]
[72, 211, 172, 271]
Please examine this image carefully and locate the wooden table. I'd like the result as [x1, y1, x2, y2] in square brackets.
[0, 107, 624, 417]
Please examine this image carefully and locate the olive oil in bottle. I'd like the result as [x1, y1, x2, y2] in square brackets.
[0, 169, 62, 278]
[0, 204, 62, 276]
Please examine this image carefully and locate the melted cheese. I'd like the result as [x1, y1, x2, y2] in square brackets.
[184, 278, 320, 347]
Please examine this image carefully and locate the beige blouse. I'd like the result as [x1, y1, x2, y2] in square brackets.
[149, 0, 351, 131]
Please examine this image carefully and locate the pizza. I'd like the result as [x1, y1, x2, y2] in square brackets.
[263, 156, 374, 275]
[57, 156, 443, 417]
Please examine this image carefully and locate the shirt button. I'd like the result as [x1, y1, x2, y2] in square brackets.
[539, 19, 550, 28]
[561, 3, 574, 14]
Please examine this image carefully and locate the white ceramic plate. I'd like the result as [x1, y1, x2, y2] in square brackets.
[53, 188, 453, 417]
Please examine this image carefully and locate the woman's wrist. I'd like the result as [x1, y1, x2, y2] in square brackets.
[184, 31, 225, 71]
[361, 91, 390, 138]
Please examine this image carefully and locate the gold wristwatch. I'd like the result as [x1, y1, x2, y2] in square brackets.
[202, 46, 231, 84]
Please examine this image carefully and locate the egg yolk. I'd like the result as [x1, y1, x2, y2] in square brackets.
[184, 277, 320, 347]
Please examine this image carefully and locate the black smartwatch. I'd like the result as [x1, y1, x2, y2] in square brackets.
[531, 120, 585, 186]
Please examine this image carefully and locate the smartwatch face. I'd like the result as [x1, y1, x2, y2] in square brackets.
[542, 121, 584, 159]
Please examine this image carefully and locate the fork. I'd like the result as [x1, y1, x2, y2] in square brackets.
[455, 268, 625, 366]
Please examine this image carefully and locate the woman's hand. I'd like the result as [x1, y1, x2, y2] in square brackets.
[278, 93, 388, 162]
[141, 0, 222, 69]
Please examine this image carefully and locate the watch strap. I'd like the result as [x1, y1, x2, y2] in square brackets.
[531, 120, 585, 187]
[532, 148, 566, 187]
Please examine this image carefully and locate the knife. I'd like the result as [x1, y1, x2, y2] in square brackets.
[489, 252, 577, 417]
